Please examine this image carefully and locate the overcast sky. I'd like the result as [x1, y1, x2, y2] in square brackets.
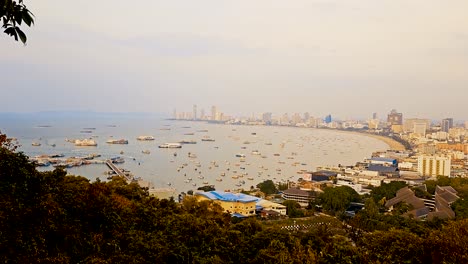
[1, 0, 467, 120]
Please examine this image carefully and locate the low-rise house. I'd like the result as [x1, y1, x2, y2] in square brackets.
[282, 188, 315, 207]
[256, 199, 287, 215]
[427, 186, 460, 220]
[385, 187, 429, 219]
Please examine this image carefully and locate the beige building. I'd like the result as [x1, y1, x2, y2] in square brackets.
[417, 155, 451, 177]
[403, 118, 431, 133]
[195, 191, 257, 216]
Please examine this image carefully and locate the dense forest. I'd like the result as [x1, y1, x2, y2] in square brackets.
[1, 133, 467, 263]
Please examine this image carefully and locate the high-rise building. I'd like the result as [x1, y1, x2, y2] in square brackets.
[324, 114, 332, 124]
[193, 105, 197, 120]
[262, 112, 272, 124]
[403, 118, 431, 133]
[387, 109, 403, 126]
[280, 113, 290, 125]
[372, 113, 378, 120]
[304, 112, 310, 122]
[211, 106, 218, 121]
[291, 113, 302, 125]
[413, 123, 427, 136]
[441, 118, 453, 133]
[200, 109, 205, 120]
[417, 155, 451, 177]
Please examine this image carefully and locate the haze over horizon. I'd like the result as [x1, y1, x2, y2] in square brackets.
[1, 1, 467, 120]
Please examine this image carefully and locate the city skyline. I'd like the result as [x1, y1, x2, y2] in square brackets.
[1, 1, 468, 120]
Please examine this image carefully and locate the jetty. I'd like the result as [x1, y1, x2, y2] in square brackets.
[106, 159, 132, 181]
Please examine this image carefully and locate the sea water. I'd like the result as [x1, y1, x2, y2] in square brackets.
[0, 113, 388, 193]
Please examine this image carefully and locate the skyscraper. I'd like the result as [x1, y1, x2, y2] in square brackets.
[372, 112, 378, 120]
[200, 109, 205, 120]
[193, 105, 197, 120]
[324, 114, 332, 124]
[262, 112, 272, 124]
[211, 106, 218, 121]
[441, 118, 453, 132]
[387, 109, 403, 125]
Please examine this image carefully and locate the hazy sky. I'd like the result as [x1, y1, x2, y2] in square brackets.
[1, 0, 467, 120]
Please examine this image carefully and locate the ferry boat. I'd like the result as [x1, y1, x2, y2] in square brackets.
[137, 135, 155, 141]
[110, 157, 125, 164]
[106, 139, 128, 144]
[158, 143, 182, 148]
[75, 139, 98, 146]
[179, 140, 197, 144]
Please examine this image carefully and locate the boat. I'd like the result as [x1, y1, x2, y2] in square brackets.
[251, 132, 256, 135]
[235, 153, 246, 158]
[188, 153, 197, 158]
[74, 139, 98, 146]
[137, 135, 155, 141]
[179, 140, 197, 144]
[142, 150, 151, 154]
[201, 138, 215, 142]
[106, 139, 128, 144]
[265, 142, 273, 145]
[31, 142, 41, 146]
[111, 157, 125, 163]
[197, 129, 208, 132]
[80, 130, 93, 133]
[251, 150, 261, 155]
[184, 133, 195, 135]
[216, 178, 222, 182]
[158, 143, 182, 148]
[232, 175, 239, 179]
[273, 153, 280, 156]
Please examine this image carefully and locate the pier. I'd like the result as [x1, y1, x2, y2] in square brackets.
[105, 160, 133, 181]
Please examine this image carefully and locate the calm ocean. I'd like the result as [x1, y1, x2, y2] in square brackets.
[0, 113, 388, 193]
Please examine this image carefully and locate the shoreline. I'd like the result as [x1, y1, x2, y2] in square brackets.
[337, 130, 406, 151]
[172, 119, 407, 152]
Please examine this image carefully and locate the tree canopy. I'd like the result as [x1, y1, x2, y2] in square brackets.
[1, 0, 34, 44]
[256, 180, 278, 195]
[2, 134, 468, 263]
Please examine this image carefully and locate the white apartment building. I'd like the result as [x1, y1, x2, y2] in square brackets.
[417, 155, 451, 177]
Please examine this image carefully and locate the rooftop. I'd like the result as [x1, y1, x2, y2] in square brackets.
[196, 191, 259, 203]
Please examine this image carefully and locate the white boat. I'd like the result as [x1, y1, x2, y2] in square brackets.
[106, 139, 128, 144]
[31, 142, 41, 146]
[251, 150, 261, 155]
[137, 135, 155, 141]
[158, 143, 182, 148]
[74, 139, 98, 146]
[235, 153, 245, 158]
[142, 150, 151, 154]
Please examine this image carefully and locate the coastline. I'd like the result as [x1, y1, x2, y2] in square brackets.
[172, 119, 407, 152]
[312, 128, 406, 151]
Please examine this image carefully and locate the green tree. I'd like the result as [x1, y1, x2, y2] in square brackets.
[1, 0, 34, 44]
[283, 200, 304, 218]
[318, 186, 360, 214]
[369, 181, 407, 205]
[256, 180, 278, 195]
